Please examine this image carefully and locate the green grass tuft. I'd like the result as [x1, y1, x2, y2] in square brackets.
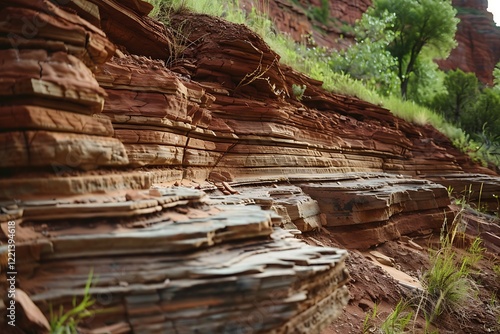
[50, 270, 96, 334]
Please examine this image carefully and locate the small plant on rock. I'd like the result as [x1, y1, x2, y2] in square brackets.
[461, 236, 485, 272]
[423, 247, 473, 320]
[292, 83, 306, 101]
[50, 270, 96, 334]
[363, 300, 414, 334]
[362, 303, 379, 333]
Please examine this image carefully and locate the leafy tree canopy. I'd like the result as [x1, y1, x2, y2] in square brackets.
[329, 9, 399, 96]
[431, 69, 479, 123]
[431, 68, 500, 152]
[462, 88, 500, 138]
[371, 0, 459, 99]
[406, 56, 445, 106]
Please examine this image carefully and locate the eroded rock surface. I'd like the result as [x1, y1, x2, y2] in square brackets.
[0, 0, 499, 333]
[1, 188, 349, 333]
[438, 0, 500, 85]
[0, 0, 128, 172]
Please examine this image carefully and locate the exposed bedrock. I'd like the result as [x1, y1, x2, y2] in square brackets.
[0, 1, 499, 333]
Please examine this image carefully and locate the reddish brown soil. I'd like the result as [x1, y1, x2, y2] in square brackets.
[301, 227, 500, 334]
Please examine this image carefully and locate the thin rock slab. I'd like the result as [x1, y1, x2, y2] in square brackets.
[0, 130, 128, 169]
[14, 228, 348, 334]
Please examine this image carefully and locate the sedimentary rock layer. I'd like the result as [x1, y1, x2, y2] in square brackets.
[0, 0, 128, 172]
[428, 173, 500, 212]
[300, 173, 452, 248]
[0, 2, 499, 332]
[209, 173, 453, 249]
[0, 188, 349, 333]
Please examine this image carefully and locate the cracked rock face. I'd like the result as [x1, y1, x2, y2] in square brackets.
[0, 0, 499, 333]
[0, 0, 127, 174]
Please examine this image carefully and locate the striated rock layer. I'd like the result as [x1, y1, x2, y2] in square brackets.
[0, 0, 128, 172]
[0, 0, 497, 232]
[0, 1, 499, 332]
[0, 188, 349, 333]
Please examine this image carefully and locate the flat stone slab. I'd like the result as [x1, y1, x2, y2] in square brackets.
[298, 173, 451, 249]
[0, 187, 349, 334]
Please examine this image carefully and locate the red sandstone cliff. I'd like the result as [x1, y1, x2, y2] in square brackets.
[438, 0, 500, 85]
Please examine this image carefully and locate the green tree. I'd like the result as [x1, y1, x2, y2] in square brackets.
[493, 62, 500, 90]
[372, 0, 459, 99]
[431, 69, 479, 123]
[462, 88, 500, 136]
[406, 56, 445, 106]
[329, 9, 399, 96]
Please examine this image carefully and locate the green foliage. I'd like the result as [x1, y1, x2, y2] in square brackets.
[494, 264, 500, 278]
[382, 95, 445, 126]
[372, 0, 459, 98]
[329, 9, 399, 96]
[147, 0, 163, 17]
[362, 301, 414, 334]
[422, 215, 477, 322]
[292, 83, 306, 101]
[380, 300, 414, 333]
[308, 0, 330, 25]
[431, 69, 480, 123]
[423, 250, 472, 319]
[177, 0, 225, 17]
[462, 88, 500, 135]
[362, 303, 379, 333]
[50, 270, 96, 334]
[462, 237, 485, 272]
[406, 57, 445, 106]
[429, 68, 500, 166]
[494, 63, 500, 88]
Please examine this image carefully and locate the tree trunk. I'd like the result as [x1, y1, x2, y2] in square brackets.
[454, 96, 460, 123]
[400, 77, 409, 100]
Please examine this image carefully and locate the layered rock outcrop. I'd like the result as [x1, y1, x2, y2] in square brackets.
[0, 0, 499, 333]
[0, 0, 127, 172]
[3, 188, 349, 333]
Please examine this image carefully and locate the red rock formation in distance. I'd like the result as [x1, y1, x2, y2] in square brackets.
[438, 0, 500, 85]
